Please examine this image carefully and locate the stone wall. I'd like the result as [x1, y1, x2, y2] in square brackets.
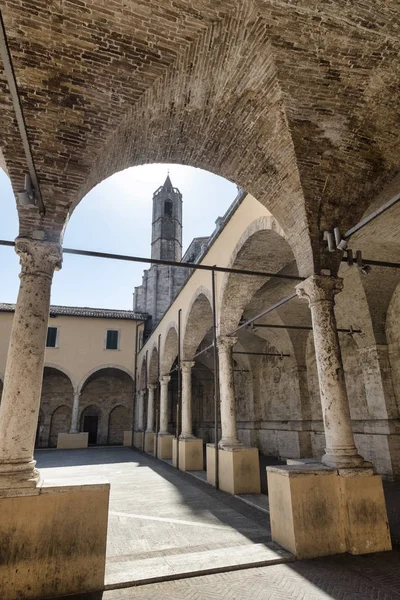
[34, 368, 133, 448]
[79, 370, 133, 445]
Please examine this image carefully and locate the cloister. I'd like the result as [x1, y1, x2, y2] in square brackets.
[0, 1, 399, 598]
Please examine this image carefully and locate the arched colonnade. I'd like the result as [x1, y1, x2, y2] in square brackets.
[135, 203, 400, 483]
[33, 365, 134, 448]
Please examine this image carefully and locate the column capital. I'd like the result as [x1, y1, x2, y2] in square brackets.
[15, 237, 63, 278]
[217, 335, 237, 352]
[160, 375, 171, 386]
[296, 274, 343, 307]
[181, 360, 195, 373]
[148, 383, 157, 391]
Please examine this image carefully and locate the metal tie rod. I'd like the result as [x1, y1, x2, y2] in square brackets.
[230, 292, 298, 336]
[343, 193, 400, 240]
[341, 255, 400, 270]
[0, 11, 45, 215]
[233, 351, 290, 357]
[247, 323, 362, 334]
[0, 240, 305, 282]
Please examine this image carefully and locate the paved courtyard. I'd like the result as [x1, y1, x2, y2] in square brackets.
[37, 447, 400, 600]
[36, 447, 287, 587]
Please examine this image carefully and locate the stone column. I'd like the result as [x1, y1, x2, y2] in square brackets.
[180, 361, 195, 439]
[146, 384, 156, 432]
[296, 275, 368, 468]
[137, 390, 144, 431]
[217, 336, 242, 448]
[0, 238, 62, 490]
[159, 376, 170, 434]
[70, 390, 81, 433]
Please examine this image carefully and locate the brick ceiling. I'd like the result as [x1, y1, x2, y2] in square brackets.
[0, 1, 399, 274]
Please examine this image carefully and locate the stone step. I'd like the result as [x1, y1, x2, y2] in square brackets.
[105, 541, 294, 590]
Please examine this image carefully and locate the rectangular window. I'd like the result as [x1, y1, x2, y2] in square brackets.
[106, 329, 119, 350]
[46, 327, 58, 348]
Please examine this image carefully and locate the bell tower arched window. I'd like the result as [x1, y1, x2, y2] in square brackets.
[164, 199, 173, 217]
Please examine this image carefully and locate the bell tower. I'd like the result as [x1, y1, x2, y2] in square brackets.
[151, 175, 182, 262]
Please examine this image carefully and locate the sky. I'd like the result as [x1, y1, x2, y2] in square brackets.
[0, 164, 238, 309]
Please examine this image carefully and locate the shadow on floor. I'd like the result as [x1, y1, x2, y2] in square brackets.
[37, 447, 272, 547]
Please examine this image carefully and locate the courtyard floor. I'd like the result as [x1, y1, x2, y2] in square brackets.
[36, 447, 400, 600]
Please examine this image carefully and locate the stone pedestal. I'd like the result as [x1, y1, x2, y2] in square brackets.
[57, 432, 88, 449]
[177, 438, 203, 471]
[144, 432, 155, 453]
[172, 437, 178, 467]
[133, 431, 144, 449]
[157, 433, 174, 459]
[267, 465, 392, 559]
[206, 444, 261, 494]
[0, 479, 110, 600]
[123, 431, 133, 447]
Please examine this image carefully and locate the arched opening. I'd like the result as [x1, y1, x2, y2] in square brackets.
[164, 199, 172, 217]
[80, 405, 102, 446]
[40, 367, 74, 448]
[108, 405, 130, 445]
[218, 218, 302, 466]
[79, 367, 133, 445]
[49, 405, 72, 448]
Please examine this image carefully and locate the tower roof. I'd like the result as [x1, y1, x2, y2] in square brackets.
[162, 174, 173, 192]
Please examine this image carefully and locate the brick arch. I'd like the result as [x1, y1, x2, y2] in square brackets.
[218, 216, 297, 336]
[53, 6, 311, 275]
[0, 148, 8, 175]
[182, 287, 213, 361]
[44, 363, 77, 391]
[161, 323, 179, 376]
[108, 405, 130, 445]
[77, 364, 134, 394]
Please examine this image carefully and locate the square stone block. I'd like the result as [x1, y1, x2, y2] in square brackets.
[267, 465, 392, 559]
[123, 431, 133, 447]
[0, 479, 110, 600]
[206, 444, 218, 487]
[133, 431, 144, 449]
[156, 434, 174, 459]
[267, 465, 345, 559]
[172, 437, 178, 467]
[57, 432, 88, 449]
[178, 438, 203, 471]
[206, 445, 261, 494]
[340, 472, 392, 555]
[144, 432, 155, 453]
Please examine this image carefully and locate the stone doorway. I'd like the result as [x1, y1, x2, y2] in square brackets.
[84, 415, 99, 445]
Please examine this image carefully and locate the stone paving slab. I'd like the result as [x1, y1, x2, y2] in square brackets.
[36, 447, 274, 588]
[101, 549, 400, 600]
[105, 542, 293, 589]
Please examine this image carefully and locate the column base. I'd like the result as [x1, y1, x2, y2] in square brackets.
[144, 432, 155, 453]
[123, 431, 133, 447]
[322, 450, 372, 469]
[133, 431, 144, 449]
[0, 460, 40, 492]
[267, 465, 392, 559]
[206, 444, 261, 494]
[0, 479, 110, 600]
[176, 438, 203, 471]
[156, 434, 174, 459]
[57, 432, 88, 449]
